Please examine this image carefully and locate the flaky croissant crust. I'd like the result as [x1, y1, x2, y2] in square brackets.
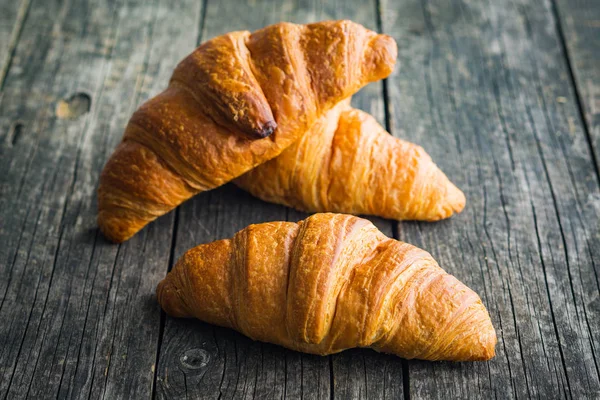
[235, 100, 466, 221]
[157, 213, 496, 361]
[98, 21, 397, 243]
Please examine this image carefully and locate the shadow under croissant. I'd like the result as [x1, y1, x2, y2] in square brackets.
[97, 181, 432, 257]
[155, 316, 486, 396]
[155, 318, 403, 388]
[163, 183, 401, 241]
[172, 183, 293, 241]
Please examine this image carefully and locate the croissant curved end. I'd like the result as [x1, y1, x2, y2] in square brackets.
[419, 168, 467, 221]
[364, 33, 398, 81]
[462, 315, 497, 361]
[97, 208, 144, 243]
[156, 276, 191, 318]
[442, 299, 497, 361]
[473, 324, 497, 361]
[254, 120, 277, 138]
[446, 181, 467, 215]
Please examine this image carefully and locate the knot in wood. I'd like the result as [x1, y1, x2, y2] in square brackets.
[179, 348, 210, 370]
[56, 92, 91, 119]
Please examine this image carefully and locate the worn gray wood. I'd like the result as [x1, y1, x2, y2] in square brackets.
[0, 0, 202, 398]
[554, 0, 600, 176]
[381, 0, 600, 398]
[2, 0, 599, 398]
[0, 0, 29, 87]
[155, 0, 405, 399]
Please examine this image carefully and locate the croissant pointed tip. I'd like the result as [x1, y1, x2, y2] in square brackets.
[447, 182, 466, 215]
[255, 120, 277, 138]
[425, 169, 466, 220]
[452, 302, 497, 361]
[97, 210, 135, 243]
[156, 275, 191, 318]
[364, 33, 398, 80]
[470, 321, 497, 361]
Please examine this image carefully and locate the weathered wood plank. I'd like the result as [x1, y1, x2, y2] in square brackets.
[0, 0, 30, 87]
[381, 0, 600, 398]
[3, 0, 598, 398]
[0, 0, 203, 398]
[155, 0, 404, 399]
[554, 0, 600, 175]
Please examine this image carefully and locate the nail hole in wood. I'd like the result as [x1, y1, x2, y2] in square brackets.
[408, 26, 423, 36]
[56, 92, 91, 120]
[8, 121, 24, 146]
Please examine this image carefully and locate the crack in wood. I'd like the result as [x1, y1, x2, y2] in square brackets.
[1, 0, 599, 398]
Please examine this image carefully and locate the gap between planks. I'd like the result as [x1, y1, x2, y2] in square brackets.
[151, 0, 208, 397]
[0, 0, 32, 91]
[550, 0, 600, 183]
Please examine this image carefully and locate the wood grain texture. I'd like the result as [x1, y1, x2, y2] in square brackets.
[0, 0, 202, 398]
[154, 0, 405, 399]
[0, 0, 30, 88]
[554, 0, 600, 176]
[1, 0, 599, 398]
[381, 0, 600, 398]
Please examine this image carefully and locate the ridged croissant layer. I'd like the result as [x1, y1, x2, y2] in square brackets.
[98, 20, 397, 243]
[235, 100, 465, 221]
[157, 213, 496, 361]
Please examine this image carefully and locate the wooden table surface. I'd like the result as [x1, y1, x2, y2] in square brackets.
[1, 0, 599, 399]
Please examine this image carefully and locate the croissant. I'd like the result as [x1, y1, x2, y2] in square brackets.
[157, 213, 496, 361]
[98, 21, 397, 242]
[235, 100, 465, 220]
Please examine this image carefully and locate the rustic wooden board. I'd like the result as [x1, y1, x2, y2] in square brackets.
[555, 0, 600, 175]
[154, 0, 405, 399]
[0, 0, 29, 86]
[381, 0, 600, 398]
[1, 0, 599, 399]
[0, 0, 202, 398]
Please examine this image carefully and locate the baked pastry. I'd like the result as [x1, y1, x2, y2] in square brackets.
[157, 213, 496, 361]
[235, 99, 465, 221]
[98, 21, 397, 242]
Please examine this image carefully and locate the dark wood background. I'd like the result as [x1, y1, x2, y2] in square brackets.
[1, 0, 599, 398]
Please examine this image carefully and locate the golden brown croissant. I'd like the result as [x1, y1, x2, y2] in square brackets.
[98, 21, 397, 242]
[157, 213, 496, 361]
[235, 100, 465, 221]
